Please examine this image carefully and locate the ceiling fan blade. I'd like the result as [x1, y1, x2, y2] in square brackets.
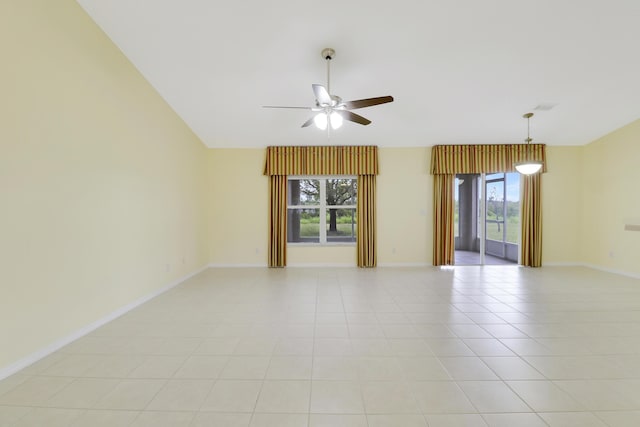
[301, 116, 315, 128]
[263, 106, 312, 109]
[312, 84, 332, 106]
[343, 96, 394, 110]
[336, 110, 371, 126]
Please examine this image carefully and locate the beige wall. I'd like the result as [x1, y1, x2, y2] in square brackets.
[541, 146, 583, 264]
[206, 147, 433, 267]
[206, 146, 588, 268]
[581, 119, 640, 275]
[377, 148, 432, 265]
[0, 0, 208, 371]
[207, 149, 268, 266]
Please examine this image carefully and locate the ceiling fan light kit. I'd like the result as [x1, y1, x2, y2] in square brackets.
[514, 112, 544, 175]
[263, 48, 394, 131]
[329, 111, 343, 129]
[314, 111, 344, 130]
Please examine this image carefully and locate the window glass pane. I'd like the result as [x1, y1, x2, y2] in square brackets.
[325, 179, 357, 206]
[288, 179, 320, 206]
[286, 176, 357, 245]
[326, 208, 357, 243]
[486, 172, 503, 181]
[486, 180, 504, 241]
[505, 172, 520, 244]
[287, 208, 320, 243]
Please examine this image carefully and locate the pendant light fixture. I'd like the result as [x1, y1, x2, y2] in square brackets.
[514, 112, 543, 175]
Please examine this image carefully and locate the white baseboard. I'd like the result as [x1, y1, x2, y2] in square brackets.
[538, 262, 640, 280]
[208, 263, 356, 268]
[206, 262, 640, 280]
[208, 263, 267, 268]
[287, 263, 355, 268]
[581, 263, 640, 280]
[542, 262, 585, 267]
[208, 263, 433, 268]
[377, 262, 432, 267]
[0, 265, 208, 381]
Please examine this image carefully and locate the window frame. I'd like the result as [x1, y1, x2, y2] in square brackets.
[287, 175, 357, 246]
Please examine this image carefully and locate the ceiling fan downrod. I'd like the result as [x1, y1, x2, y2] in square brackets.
[321, 48, 335, 94]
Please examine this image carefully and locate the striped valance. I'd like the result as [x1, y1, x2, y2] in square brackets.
[264, 146, 379, 176]
[430, 144, 547, 175]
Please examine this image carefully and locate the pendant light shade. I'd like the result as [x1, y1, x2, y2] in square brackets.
[514, 161, 543, 174]
[514, 112, 543, 175]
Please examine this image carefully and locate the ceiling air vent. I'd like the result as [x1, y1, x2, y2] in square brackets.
[533, 103, 558, 111]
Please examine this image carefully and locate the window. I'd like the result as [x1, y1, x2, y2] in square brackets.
[287, 177, 357, 244]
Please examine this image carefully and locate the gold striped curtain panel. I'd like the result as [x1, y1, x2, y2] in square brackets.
[264, 146, 379, 268]
[431, 144, 546, 175]
[264, 145, 379, 176]
[430, 144, 546, 268]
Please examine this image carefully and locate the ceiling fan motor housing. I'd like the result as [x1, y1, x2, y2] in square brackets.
[321, 48, 335, 60]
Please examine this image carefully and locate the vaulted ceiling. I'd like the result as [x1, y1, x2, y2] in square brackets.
[77, 0, 640, 148]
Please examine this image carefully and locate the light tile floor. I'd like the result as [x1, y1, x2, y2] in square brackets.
[454, 251, 515, 266]
[2, 266, 640, 426]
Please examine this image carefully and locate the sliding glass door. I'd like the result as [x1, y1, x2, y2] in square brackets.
[455, 172, 520, 265]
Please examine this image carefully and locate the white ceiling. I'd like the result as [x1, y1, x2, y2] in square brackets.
[77, 0, 640, 148]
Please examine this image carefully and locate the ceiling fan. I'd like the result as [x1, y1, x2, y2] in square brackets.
[263, 48, 394, 130]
